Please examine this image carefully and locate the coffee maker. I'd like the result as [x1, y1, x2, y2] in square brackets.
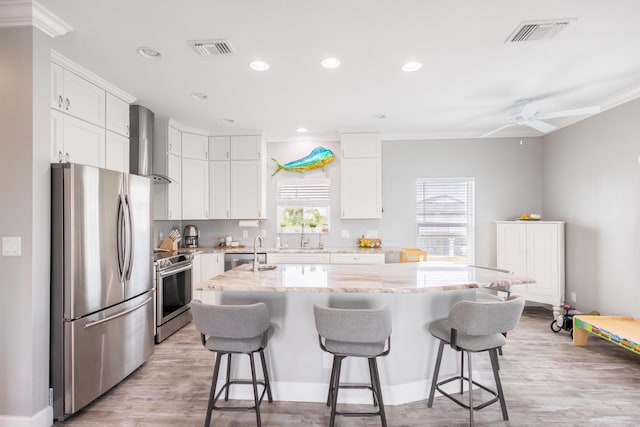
[183, 224, 199, 248]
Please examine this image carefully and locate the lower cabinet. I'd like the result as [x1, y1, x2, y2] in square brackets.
[267, 253, 331, 264]
[192, 253, 224, 292]
[329, 253, 385, 264]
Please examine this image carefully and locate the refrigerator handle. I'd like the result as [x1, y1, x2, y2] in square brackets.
[116, 194, 126, 283]
[123, 194, 134, 281]
[83, 296, 153, 329]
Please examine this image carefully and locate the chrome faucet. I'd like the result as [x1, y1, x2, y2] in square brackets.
[253, 235, 263, 272]
[300, 223, 309, 248]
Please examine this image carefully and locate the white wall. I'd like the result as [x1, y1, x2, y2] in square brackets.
[0, 27, 52, 426]
[542, 98, 640, 316]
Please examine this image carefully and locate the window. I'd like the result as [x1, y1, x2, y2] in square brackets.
[416, 178, 475, 264]
[277, 179, 330, 233]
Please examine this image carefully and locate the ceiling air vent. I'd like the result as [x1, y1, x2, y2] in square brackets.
[506, 19, 574, 43]
[188, 39, 235, 56]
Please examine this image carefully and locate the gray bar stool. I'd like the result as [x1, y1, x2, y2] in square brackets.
[427, 296, 524, 426]
[313, 305, 392, 427]
[191, 299, 274, 427]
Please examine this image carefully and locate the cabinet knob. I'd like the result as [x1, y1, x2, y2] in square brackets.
[65, 98, 70, 111]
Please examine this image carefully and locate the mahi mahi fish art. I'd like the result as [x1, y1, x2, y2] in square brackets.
[271, 146, 335, 176]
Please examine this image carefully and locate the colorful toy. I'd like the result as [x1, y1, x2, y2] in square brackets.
[551, 304, 576, 338]
[271, 146, 335, 175]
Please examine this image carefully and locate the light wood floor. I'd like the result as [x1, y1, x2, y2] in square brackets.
[55, 307, 640, 426]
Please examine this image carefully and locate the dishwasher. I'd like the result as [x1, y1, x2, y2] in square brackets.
[224, 252, 267, 271]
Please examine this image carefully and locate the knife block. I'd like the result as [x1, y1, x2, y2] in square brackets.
[159, 237, 178, 251]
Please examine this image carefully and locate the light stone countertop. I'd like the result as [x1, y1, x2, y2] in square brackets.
[198, 262, 534, 294]
[179, 246, 402, 255]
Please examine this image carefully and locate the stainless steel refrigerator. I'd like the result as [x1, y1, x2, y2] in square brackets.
[50, 163, 154, 421]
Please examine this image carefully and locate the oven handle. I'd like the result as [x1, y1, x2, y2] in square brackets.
[158, 262, 193, 278]
[83, 297, 153, 329]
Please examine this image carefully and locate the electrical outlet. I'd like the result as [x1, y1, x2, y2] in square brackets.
[341, 230, 350, 238]
[323, 353, 333, 369]
[243, 230, 248, 238]
[571, 292, 577, 303]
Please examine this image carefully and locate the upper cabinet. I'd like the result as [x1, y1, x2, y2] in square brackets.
[210, 135, 266, 219]
[340, 133, 382, 218]
[182, 133, 208, 160]
[182, 132, 209, 219]
[50, 52, 136, 173]
[209, 136, 230, 160]
[105, 93, 130, 137]
[153, 119, 183, 220]
[50, 62, 106, 127]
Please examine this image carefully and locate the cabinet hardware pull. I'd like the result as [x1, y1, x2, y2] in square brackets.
[205, 152, 208, 159]
[58, 150, 63, 162]
[65, 98, 70, 110]
[58, 95, 63, 108]
[126, 125, 129, 136]
[65, 152, 70, 162]
[226, 151, 229, 159]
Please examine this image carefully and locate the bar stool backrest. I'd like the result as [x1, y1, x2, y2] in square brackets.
[313, 305, 392, 344]
[449, 296, 524, 336]
[191, 299, 271, 339]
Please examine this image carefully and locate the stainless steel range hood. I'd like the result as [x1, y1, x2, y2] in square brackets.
[129, 105, 173, 184]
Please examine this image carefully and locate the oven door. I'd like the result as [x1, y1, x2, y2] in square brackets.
[156, 262, 192, 327]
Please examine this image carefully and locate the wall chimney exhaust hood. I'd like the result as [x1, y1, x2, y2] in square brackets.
[129, 105, 173, 184]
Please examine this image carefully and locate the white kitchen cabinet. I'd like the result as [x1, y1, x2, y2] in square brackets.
[182, 157, 209, 219]
[182, 133, 208, 160]
[166, 154, 182, 220]
[341, 158, 382, 218]
[209, 136, 230, 160]
[51, 112, 106, 168]
[153, 119, 184, 220]
[168, 126, 181, 156]
[341, 132, 381, 158]
[192, 253, 224, 292]
[340, 133, 382, 219]
[105, 93, 130, 137]
[50, 63, 106, 127]
[209, 161, 230, 219]
[330, 253, 385, 264]
[267, 253, 331, 264]
[496, 221, 565, 306]
[230, 160, 265, 219]
[230, 135, 262, 160]
[105, 131, 129, 172]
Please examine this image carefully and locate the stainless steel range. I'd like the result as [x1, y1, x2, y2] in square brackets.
[154, 252, 193, 343]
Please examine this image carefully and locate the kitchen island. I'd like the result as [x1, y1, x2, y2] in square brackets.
[193, 263, 532, 405]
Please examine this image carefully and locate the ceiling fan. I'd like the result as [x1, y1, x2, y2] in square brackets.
[482, 99, 601, 137]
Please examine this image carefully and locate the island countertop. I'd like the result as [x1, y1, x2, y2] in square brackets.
[198, 262, 534, 293]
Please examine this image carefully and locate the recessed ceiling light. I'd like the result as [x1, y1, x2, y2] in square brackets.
[401, 61, 423, 72]
[296, 127, 308, 133]
[374, 114, 386, 119]
[320, 57, 340, 69]
[249, 60, 270, 71]
[221, 118, 235, 124]
[137, 46, 162, 60]
[190, 92, 208, 101]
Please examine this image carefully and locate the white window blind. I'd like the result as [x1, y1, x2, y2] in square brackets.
[277, 179, 331, 233]
[278, 179, 330, 204]
[416, 178, 475, 264]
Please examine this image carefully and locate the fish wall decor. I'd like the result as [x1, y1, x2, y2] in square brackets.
[271, 146, 335, 176]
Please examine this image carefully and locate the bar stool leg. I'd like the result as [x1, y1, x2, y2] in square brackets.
[490, 348, 509, 420]
[467, 352, 474, 426]
[460, 351, 465, 394]
[427, 341, 445, 407]
[327, 356, 338, 407]
[368, 358, 378, 407]
[205, 352, 223, 427]
[259, 350, 273, 402]
[329, 356, 344, 427]
[369, 357, 387, 427]
[249, 353, 262, 427]
[224, 353, 232, 401]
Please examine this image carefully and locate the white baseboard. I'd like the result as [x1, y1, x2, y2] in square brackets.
[0, 406, 52, 427]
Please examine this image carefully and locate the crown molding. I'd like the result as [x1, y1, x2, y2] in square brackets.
[0, 0, 72, 38]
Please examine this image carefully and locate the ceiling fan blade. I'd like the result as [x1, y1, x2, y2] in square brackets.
[524, 119, 557, 133]
[481, 123, 515, 138]
[535, 106, 601, 120]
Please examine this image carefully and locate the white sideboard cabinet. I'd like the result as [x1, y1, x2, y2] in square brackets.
[496, 221, 565, 306]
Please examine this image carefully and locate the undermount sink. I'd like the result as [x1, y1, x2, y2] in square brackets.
[256, 264, 278, 271]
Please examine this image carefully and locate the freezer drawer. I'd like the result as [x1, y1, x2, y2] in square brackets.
[60, 292, 154, 417]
